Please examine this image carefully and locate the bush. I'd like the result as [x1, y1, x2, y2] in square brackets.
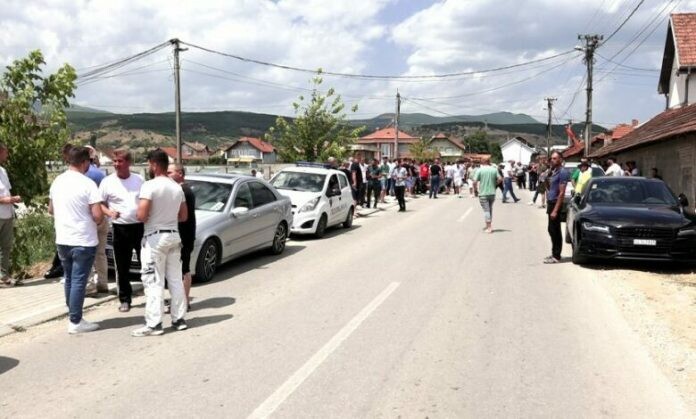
[11, 207, 55, 278]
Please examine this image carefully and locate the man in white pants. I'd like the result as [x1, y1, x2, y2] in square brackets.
[132, 149, 188, 337]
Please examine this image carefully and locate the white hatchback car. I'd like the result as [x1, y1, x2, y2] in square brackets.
[271, 165, 354, 237]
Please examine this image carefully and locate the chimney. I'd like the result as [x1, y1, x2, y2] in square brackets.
[632, 119, 639, 127]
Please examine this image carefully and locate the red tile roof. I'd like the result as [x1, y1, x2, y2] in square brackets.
[432, 133, 448, 139]
[359, 127, 418, 143]
[672, 13, 696, 67]
[183, 141, 209, 152]
[234, 136, 275, 153]
[590, 103, 696, 158]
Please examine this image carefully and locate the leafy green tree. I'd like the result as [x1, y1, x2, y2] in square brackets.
[0, 50, 77, 204]
[266, 71, 363, 162]
[490, 143, 503, 163]
[464, 129, 490, 153]
[409, 137, 437, 162]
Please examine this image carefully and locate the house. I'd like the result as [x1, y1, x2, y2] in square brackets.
[562, 121, 637, 161]
[590, 13, 696, 204]
[429, 133, 466, 160]
[356, 126, 419, 159]
[223, 137, 277, 164]
[461, 153, 492, 164]
[182, 141, 211, 159]
[500, 137, 536, 165]
[158, 147, 178, 163]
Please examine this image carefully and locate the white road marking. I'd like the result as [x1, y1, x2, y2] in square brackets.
[248, 281, 401, 419]
[457, 207, 473, 223]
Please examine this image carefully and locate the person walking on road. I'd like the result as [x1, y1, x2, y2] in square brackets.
[168, 163, 196, 308]
[429, 159, 442, 199]
[0, 142, 21, 287]
[474, 157, 502, 234]
[393, 159, 408, 212]
[350, 156, 364, 209]
[365, 158, 382, 209]
[544, 151, 570, 264]
[502, 160, 520, 203]
[49, 146, 104, 334]
[132, 149, 188, 337]
[379, 156, 390, 203]
[99, 148, 144, 312]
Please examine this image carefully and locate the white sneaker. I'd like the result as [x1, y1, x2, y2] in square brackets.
[68, 319, 99, 334]
[59, 277, 65, 284]
[528, 202, 534, 206]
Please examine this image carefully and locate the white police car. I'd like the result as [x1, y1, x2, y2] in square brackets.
[270, 164, 354, 237]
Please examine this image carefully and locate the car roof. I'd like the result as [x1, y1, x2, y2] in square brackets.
[564, 162, 602, 168]
[591, 176, 659, 183]
[186, 173, 245, 185]
[276, 167, 342, 175]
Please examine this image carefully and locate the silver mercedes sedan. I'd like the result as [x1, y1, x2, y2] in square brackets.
[107, 173, 293, 282]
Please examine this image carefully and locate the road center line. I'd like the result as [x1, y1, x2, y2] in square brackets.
[457, 207, 473, 223]
[248, 281, 401, 419]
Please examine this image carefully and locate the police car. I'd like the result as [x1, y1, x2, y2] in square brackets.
[270, 164, 354, 237]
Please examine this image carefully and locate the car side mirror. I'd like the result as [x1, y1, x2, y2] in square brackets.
[328, 188, 340, 197]
[231, 207, 249, 217]
[679, 194, 689, 208]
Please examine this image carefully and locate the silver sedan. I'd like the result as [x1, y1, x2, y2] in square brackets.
[107, 174, 293, 282]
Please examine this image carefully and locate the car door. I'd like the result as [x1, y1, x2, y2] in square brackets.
[338, 172, 353, 217]
[222, 181, 257, 258]
[325, 174, 343, 225]
[249, 181, 280, 248]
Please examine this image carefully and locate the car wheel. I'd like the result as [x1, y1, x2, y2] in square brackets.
[269, 222, 288, 255]
[571, 229, 589, 265]
[314, 214, 328, 238]
[343, 207, 354, 229]
[194, 238, 219, 283]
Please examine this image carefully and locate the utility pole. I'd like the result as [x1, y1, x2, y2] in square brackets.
[394, 90, 401, 159]
[171, 38, 187, 163]
[577, 34, 602, 158]
[544, 97, 556, 158]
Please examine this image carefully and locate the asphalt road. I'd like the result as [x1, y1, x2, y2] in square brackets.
[0, 194, 691, 418]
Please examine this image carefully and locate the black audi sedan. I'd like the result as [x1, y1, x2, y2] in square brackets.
[565, 176, 696, 264]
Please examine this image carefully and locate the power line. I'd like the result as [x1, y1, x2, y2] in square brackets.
[595, 53, 659, 72]
[601, 0, 645, 45]
[77, 41, 170, 81]
[180, 40, 577, 80]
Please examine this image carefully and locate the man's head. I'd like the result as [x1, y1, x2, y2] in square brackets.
[579, 160, 589, 172]
[382, 156, 388, 163]
[251, 169, 257, 176]
[0, 142, 8, 164]
[84, 145, 99, 166]
[146, 149, 169, 178]
[651, 167, 659, 177]
[61, 143, 74, 163]
[435, 158, 440, 164]
[167, 163, 185, 184]
[607, 157, 616, 165]
[112, 148, 132, 178]
[550, 150, 563, 168]
[372, 158, 379, 166]
[482, 156, 491, 165]
[68, 146, 92, 173]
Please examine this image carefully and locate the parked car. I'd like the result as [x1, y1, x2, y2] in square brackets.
[565, 176, 696, 264]
[560, 162, 605, 221]
[270, 165, 354, 238]
[106, 174, 293, 282]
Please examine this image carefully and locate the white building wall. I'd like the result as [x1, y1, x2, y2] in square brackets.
[501, 141, 534, 165]
[668, 58, 696, 108]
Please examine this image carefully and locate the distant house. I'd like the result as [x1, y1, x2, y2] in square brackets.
[158, 147, 178, 163]
[429, 133, 466, 160]
[591, 13, 696, 205]
[182, 141, 211, 159]
[356, 127, 419, 159]
[500, 137, 536, 165]
[223, 137, 277, 164]
[462, 153, 492, 164]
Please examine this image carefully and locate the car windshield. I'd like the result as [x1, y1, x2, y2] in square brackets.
[586, 180, 678, 206]
[271, 172, 326, 192]
[188, 180, 232, 212]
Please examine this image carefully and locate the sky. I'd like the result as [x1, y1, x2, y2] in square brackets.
[2, 0, 696, 128]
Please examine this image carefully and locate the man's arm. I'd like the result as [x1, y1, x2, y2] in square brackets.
[178, 201, 188, 223]
[551, 182, 567, 219]
[100, 203, 119, 219]
[90, 202, 104, 225]
[48, 199, 54, 215]
[137, 198, 151, 223]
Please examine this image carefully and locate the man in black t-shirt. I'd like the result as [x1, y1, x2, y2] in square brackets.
[350, 156, 364, 205]
[168, 164, 196, 307]
[429, 159, 443, 199]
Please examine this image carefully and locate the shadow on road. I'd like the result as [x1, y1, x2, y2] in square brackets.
[0, 356, 19, 375]
[187, 314, 233, 329]
[290, 224, 363, 242]
[194, 297, 236, 310]
[98, 316, 143, 330]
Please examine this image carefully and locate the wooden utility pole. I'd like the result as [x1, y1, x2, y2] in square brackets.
[394, 90, 401, 159]
[545, 97, 556, 158]
[171, 38, 187, 163]
[577, 34, 602, 158]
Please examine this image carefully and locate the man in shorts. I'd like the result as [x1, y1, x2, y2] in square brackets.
[168, 164, 196, 308]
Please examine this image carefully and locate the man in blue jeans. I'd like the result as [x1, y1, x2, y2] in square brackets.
[49, 147, 104, 334]
[502, 160, 520, 203]
[429, 159, 443, 199]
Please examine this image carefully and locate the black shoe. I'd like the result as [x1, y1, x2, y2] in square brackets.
[172, 319, 188, 331]
[44, 267, 63, 279]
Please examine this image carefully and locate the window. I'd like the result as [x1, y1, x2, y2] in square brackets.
[270, 171, 326, 192]
[338, 173, 348, 189]
[587, 180, 678, 206]
[327, 175, 340, 195]
[189, 180, 232, 212]
[233, 183, 253, 209]
[250, 182, 277, 207]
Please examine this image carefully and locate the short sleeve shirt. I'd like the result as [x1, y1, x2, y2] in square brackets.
[547, 167, 570, 201]
[430, 165, 442, 176]
[86, 164, 105, 186]
[350, 162, 364, 186]
[50, 170, 102, 246]
[139, 176, 185, 235]
[474, 165, 499, 197]
[99, 173, 144, 225]
[0, 166, 13, 219]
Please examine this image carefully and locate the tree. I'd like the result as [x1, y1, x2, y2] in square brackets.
[265, 71, 363, 162]
[464, 130, 489, 153]
[490, 143, 503, 163]
[409, 137, 437, 162]
[0, 50, 77, 204]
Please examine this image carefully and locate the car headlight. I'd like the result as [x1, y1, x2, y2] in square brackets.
[582, 221, 611, 234]
[299, 197, 321, 213]
[678, 226, 696, 237]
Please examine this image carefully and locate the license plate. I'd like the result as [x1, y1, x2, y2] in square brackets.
[633, 239, 657, 246]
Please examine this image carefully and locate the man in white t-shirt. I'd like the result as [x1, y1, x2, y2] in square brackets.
[453, 162, 465, 197]
[0, 142, 22, 286]
[49, 147, 104, 334]
[605, 157, 624, 177]
[99, 148, 144, 312]
[502, 160, 520, 203]
[132, 149, 188, 337]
